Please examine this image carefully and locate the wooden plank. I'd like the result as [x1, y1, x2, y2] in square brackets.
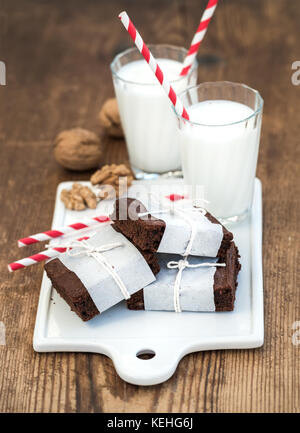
[0, 0, 299, 413]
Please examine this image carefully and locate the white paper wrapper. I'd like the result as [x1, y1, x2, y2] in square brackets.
[157, 209, 223, 257]
[126, 190, 224, 257]
[143, 254, 218, 312]
[58, 225, 156, 313]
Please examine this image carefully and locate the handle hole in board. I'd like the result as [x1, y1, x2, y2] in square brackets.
[136, 349, 156, 360]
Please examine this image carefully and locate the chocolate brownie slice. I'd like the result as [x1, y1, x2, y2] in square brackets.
[214, 242, 241, 311]
[45, 258, 99, 321]
[127, 241, 241, 312]
[45, 246, 160, 322]
[205, 212, 233, 261]
[110, 198, 166, 252]
[110, 198, 233, 260]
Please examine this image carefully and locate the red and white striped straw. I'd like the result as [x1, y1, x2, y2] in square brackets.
[18, 215, 110, 247]
[180, 0, 218, 76]
[8, 236, 91, 272]
[118, 11, 190, 120]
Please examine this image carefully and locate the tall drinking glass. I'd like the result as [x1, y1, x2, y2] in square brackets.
[175, 82, 263, 222]
[111, 45, 198, 179]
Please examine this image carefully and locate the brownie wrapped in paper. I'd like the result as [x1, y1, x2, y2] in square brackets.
[44, 224, 157, 321]
[127, 242, 241, 312]
[110, 197, 233, 259]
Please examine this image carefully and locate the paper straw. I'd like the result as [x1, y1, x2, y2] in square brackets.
[118, 11, 190, 120]
[18, 215, 110, 247]
[180, 0, 218, 76]
[8, 236, 91, 272]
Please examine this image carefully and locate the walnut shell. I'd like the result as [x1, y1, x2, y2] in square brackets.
[98, 98, 123, 138]
[54, 128, 103, 171]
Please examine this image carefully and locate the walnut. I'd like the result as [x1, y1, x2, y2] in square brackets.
[54, 128, 103, 171]
[98, 98, 123, 138]
[90, 164, 133, 199]
[78, 185, 97, 209]
[60, 183, 97, 210]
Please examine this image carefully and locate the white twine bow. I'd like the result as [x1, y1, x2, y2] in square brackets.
[49, 239, 131, 301]
[167, 258, 226, 313]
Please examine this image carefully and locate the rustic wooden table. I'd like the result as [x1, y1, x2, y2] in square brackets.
[0, 0, 299, 413]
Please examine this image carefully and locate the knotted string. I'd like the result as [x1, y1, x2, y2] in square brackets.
[167, 258, 226, 313]
[138, 194, 208, 257]
[48, 239, 131, 300]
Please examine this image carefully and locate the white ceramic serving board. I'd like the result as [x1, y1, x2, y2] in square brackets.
[33, 178, 264, 386]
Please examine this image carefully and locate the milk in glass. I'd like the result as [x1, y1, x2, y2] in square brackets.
[113, 58, 196, 175]
[179, 100, 262, 219]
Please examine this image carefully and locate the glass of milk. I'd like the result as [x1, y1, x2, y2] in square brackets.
[111, 45, 198, 179]
[175, 82, 263, 222]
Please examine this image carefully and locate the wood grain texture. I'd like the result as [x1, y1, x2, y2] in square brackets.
[0, 0, 299, 413]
